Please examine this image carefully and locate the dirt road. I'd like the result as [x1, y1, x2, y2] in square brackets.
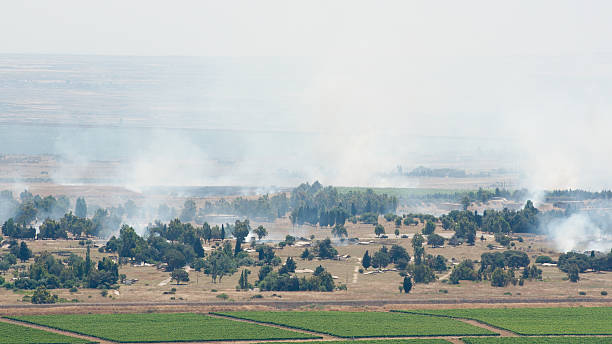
[1, 296, 609, 311]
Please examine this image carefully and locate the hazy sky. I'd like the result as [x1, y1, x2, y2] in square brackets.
[2, 1, 611, 57]
[3, 1, 612, 189]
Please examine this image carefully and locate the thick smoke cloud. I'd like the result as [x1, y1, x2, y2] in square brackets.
[542, 213, 612, 253]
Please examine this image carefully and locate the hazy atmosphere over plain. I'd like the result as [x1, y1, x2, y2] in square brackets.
[2, 1, 612, 315]
[2, 1, 612, 189]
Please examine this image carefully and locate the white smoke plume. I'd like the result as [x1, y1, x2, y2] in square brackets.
[542, 213, 612, 253]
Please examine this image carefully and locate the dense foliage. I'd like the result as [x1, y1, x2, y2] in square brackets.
[289, 182, 398, 226]
[8, 246, 118, 290]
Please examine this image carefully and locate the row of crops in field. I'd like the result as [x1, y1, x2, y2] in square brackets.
[0, 321, 93, 344]
[5, 307, 612, 343]
[463, 338, 612, 344]
[398, 307, 612, 335]
[9, 313, 319, 343]
[215, 311, 496, 337]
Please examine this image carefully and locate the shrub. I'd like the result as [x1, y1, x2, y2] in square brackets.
[216, 293, 229, 300]
[601, 291, 608, 296]
[535, 255, 553, 264]
[579, 291, 586, 295]
[31, 286, 58, 304]
[449, 260, 478, 284]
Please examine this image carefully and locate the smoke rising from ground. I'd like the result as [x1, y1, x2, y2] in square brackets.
[2, 2, 612, 250]
[542, 213, 612, 253]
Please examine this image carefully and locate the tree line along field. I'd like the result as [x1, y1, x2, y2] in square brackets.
[8, 313, 319, 343]
[398, 307, 612, 335]
[214, 311, 496, 337]
[0, 321, 93, 344]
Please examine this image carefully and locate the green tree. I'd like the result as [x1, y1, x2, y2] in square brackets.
[17, 241, 31, 262]
[427, 233, 445, 248]
[232, 220, 251, 255]
[15, 202, 37, 225]
[238, 269, 251, 290]
[394, 228, 400, 237]
[171, 268, 190, 285]
[423, 221, 436, 235]
[402, 276, 412, 293]
[362, 250, 371, 269]
[371, 246, 390, 268]
[412, 264, 436, 283]
[374, 224, 385, 237]
[491, 267, 510, 287]
[204, 250, 236, 283]
[75, 197, 87, 218]
[412, 233, 425, 264]
[165, 249, 187, 271]
[179, 200, 197, 222]
[285, 257, 296, 273]
[31, 286, 58, 304]
[253, 225, 268, 241]
[331, 224, 348, 238]
[449, 259, 478, 284]
[568, 264, 580, 282]
[85, 245, 92, 277]
[312, 238, 338, 259]
[411, 233, 424, 248]
[461, 196, 471, 210]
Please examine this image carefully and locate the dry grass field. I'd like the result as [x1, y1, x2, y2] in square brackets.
[1, 216, 609, 307]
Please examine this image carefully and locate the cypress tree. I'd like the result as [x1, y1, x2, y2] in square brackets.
[402, 276, 413, 293]
[362, 250, 371, 269]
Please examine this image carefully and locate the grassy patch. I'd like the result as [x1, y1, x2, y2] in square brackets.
[215, 311, 496, 337]
[9, 313, 318, 343]
[463, 337, 612, 344]
[0, 321, 92, 344]
[400, 307, 612, 335]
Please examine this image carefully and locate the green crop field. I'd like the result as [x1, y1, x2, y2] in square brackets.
[0, 321, 92, 344]
[463, 338, 612, 344]
[258, 341, 453, 344]
[9, 313, 318, 343]
[215, 311, 496, 337]
[399, 307, 612, 335]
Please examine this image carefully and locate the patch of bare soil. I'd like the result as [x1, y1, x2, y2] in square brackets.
[457, 319, 518, 337]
